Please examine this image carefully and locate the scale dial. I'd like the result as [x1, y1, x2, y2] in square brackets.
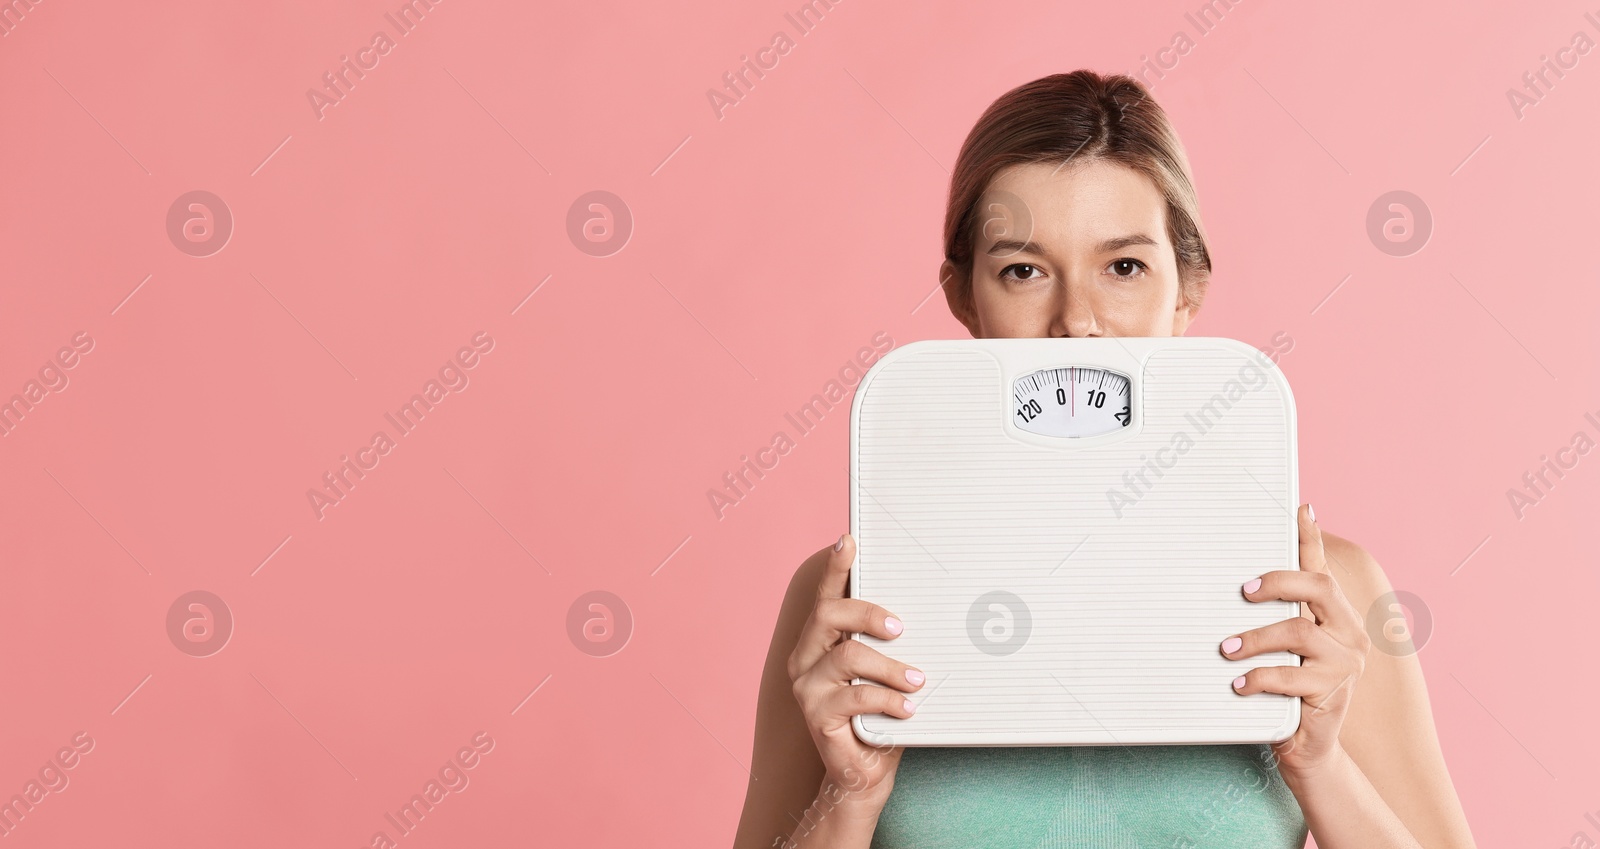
[1013, 366, 1131, 437]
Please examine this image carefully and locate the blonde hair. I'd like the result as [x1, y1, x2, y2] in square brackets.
[943, 70, 1212, 320]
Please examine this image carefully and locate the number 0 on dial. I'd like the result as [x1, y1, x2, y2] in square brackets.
[1012, 367, 1131, 437]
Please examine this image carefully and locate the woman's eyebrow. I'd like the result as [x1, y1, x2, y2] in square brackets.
[1096, 233, 1159, 252]
[986, 233, 1159, 256]
[986, 238, 1046, 256]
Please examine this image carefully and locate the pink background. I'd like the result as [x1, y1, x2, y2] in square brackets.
[1, 0, 1596, 846]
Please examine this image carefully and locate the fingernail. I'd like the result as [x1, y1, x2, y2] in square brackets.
[1242, 578, 1262, 594]
[885, 616, 903, 635]
[1221, 636, 1242, 655]
[1308, 504, 1316, 523]
[905, 669, 925, 686]
[834, 534, 845, 552]
[1232, 675, 1247, 690]
[903, 699, 917, 714]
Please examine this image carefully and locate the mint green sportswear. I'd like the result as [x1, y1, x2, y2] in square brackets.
[870, 744, 1308, 848]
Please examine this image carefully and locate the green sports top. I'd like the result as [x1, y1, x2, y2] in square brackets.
[870, 744, 1308, 849]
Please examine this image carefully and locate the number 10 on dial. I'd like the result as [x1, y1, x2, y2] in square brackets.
[1012, 367, 1131, 438]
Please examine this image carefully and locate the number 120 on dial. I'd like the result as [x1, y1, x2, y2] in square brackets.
[1012, 366, 1131, 438]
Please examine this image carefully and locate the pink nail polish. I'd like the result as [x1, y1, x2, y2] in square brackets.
[1232, 675, 1247, 690]
[1242, 578, 1262, 594]
[885, 616, 903, 635]
[1221, 636, 1242, 654]
[903, 699, 917, 714]
[905, 669, 925, 686]
[834, 534, 845, 552]
[1308, 504, 1316, 523]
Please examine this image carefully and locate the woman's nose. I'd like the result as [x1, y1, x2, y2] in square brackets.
[1049, 281, 1103, 338]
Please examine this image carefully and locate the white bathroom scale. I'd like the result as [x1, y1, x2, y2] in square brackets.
[849, 337, 1301, 747]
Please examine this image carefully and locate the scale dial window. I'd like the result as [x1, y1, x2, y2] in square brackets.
[1012, 366, 1131, 437]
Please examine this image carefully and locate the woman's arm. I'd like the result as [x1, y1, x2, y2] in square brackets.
[732, 546, 830, 848]
[1227, 508, 1476, 848]
[772, 772, 893, 848]
[1317, 530, 1477, 848]
[732, 538, 917, 848]
[1279, 746, 1424, 846]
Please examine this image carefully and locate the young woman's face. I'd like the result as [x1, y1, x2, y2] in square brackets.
[944, 159, 1197, 338]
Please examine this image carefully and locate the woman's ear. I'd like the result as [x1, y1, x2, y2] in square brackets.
[940, 260, 981, 337]
[1170, 279, 1203, 336]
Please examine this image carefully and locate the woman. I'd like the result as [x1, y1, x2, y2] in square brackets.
[733, 70, 1475, 848]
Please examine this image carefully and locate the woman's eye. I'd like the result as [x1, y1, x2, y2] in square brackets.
[1000, 263, 1045, 282]
[1108, 259, 1148, 279]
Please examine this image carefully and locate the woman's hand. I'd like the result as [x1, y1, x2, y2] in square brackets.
[786, 532, 923, 813]
[1222, 504, 1373, 778]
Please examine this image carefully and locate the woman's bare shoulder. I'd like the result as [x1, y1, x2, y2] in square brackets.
[1318, 529, 1393, 605]
[1318, 528, 1479, 847]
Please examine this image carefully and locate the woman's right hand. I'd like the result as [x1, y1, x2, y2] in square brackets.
[786, 532, 924, 812]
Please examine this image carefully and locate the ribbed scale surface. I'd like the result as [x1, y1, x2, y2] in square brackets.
[850, 339, 1300, 746]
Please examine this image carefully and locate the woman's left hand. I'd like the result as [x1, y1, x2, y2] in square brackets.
[1221, 503, 1373, 778]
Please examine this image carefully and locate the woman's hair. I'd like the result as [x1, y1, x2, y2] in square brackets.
[943, 70, 1212, 319]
